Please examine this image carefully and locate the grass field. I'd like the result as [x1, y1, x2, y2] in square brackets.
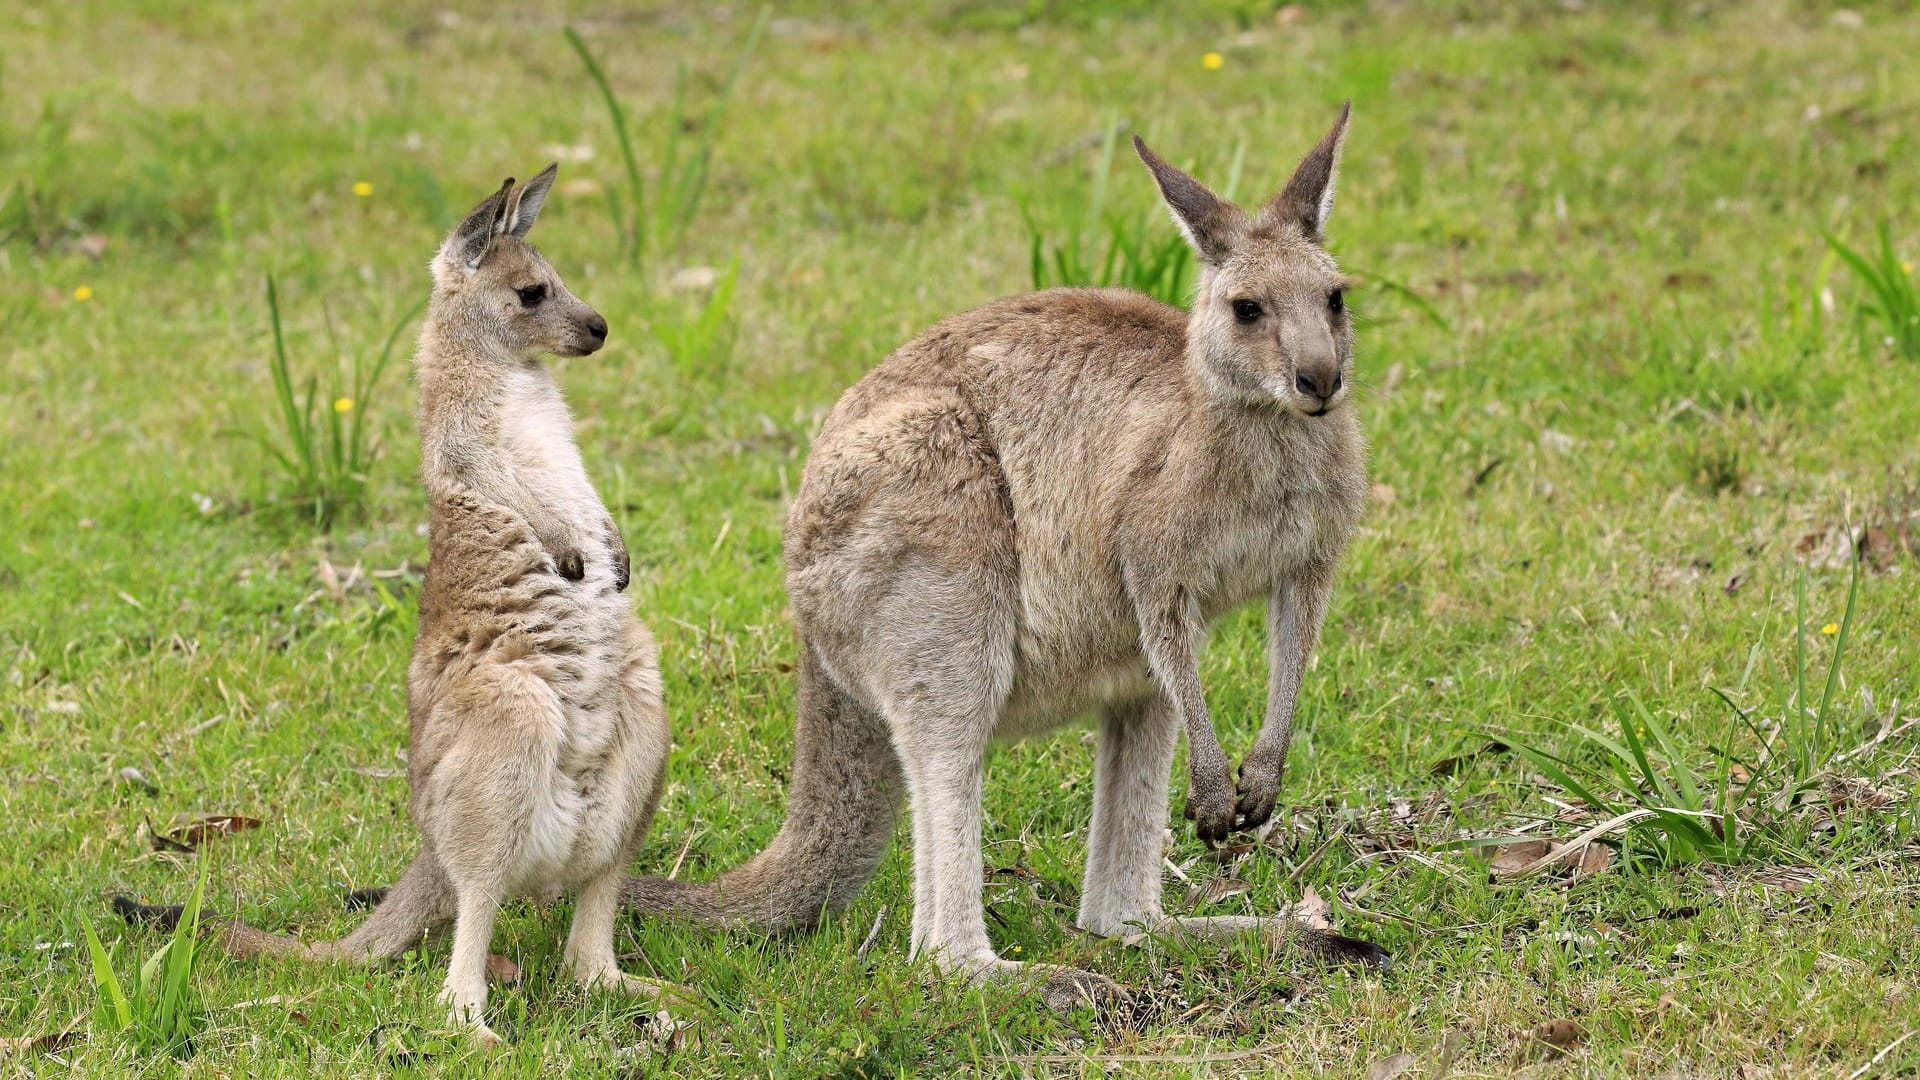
[4, 1, 1919, 1075]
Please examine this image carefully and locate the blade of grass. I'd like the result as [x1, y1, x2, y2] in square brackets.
[564, 27, 645, 264]
[80, 915, 131, 1032]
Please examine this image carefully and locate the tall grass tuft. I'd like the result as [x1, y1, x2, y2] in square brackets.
[1022, 119, 1237, 309]
[81, 857, 210, 1059]
[1827, 224, 1919, 362]
[651, 260, 741, 380]
[1499, 557, 1866, 866]
[564, 11, 768, 275]
[256, 276, 421, 530]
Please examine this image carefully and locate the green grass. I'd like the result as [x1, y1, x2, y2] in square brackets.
[4, 2, 1919, 1076]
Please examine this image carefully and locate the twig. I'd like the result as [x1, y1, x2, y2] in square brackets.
[1835, 716, 1917, 765]
[1847, 1029, 1917, 1079]
[992, 1044, 1282, 1065]
[667, 830, 700, 881]
[855, 905, 888, 961]
[1285, 827, 1345, 888]
[1513, 808, 1657, 877]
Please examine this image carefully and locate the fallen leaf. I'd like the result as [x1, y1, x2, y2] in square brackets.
[669, 265, 720, 291]
[315, 553, 342, 601]
[1487, 839, 1554, 877]
[486, 954, 522, 984]
[1198, 841, 1255, 865]
[1662, 270, 1715, 289]
[118, 766, 159, 794]
[1575, 842, 1612, 877]
[1533, 1017, 1587, 1052]
[0, 1032, 78, 1056]
[146, 820, 196, 854]
[1292, 884, 1333, 931]
[1364, 1051, 1419, 1079]
[1538, 428, 1577, 453]
[1370, 482, 1397, 508]
[161, 813, 264, 849]
[1187, 876, 1251, 906]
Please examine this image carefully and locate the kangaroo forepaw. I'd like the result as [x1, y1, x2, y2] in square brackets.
[1184, 783, 1238, 846]
[551, 547, 586, 581]
[1233, 757, 1284, 832]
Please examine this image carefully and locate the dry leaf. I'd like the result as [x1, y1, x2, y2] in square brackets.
[1187, 876, 1251, 906]
[162, 813, 264, 849]
[1533, 1017, 1587, 1051]
[1364, 1051, 1419, 1079]
[1198, 841, 1256, 865]
[485, 954, 522, 984]
[118, 766, 159, 794]
[146, 820, 196, 854]
[0, 1032, 77, 1056]
[1487, 839, 1553, 877]
[1292, 884, 1333, 931]
[1370, 482, 1397, 508]
[1574, 842, 1612, 877]
[315, 553, 342, 601]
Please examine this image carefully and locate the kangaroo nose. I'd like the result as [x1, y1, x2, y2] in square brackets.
[1295, 367, 1341, 400]
[586, 315, 608, 342]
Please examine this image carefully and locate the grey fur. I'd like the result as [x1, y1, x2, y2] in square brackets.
[621, 109, 1386, 1005]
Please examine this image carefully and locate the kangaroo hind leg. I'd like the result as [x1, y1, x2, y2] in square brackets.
[421, 657, 567, 1045]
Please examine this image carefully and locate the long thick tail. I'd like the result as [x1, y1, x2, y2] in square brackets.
[622, 645, 902, 931]
[115, 851, 455, 963]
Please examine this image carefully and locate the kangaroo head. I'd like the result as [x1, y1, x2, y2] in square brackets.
[430, 164, 608, 359]
[1135, 104, 1352, 417]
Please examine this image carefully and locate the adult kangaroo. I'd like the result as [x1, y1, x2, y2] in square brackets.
[626, 105, 1386, 1007]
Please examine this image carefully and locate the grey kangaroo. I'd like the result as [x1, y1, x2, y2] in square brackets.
[623, 106, 1386, 1007]
[119, 166, 672, 1044]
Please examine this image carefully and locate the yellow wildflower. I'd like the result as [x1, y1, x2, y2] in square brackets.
[334, 397, 355, 414]
[352, 181, 374, 198]
[1820, 622, 1838, 636]
[1202, 52, 1225, 71]
[1903, 260, 1914, 275]
[73, 286, 93, 302]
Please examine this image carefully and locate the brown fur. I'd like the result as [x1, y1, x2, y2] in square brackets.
[132, 167, 673, 1044]
[624, 108, 1386, 1006]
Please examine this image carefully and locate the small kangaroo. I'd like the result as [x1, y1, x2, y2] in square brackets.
[624, 107, 1386, 1006]
[118, 166, 671, 1044]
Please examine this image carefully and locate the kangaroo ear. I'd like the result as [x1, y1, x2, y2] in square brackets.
[503, 162, 558, 240]
[446, 177, 515, 274]
[1134, 135, 1241, 265]
[1262, 102, 1350, 243]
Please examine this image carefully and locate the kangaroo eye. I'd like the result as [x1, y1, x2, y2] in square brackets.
[517, 284, 547, 307]
[1232, 299, 1262, 323]
[1328, 288, 1345, 314]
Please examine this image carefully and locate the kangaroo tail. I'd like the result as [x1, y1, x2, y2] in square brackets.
[623, 645, 902, 931]
[114, 851, 455, 964]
